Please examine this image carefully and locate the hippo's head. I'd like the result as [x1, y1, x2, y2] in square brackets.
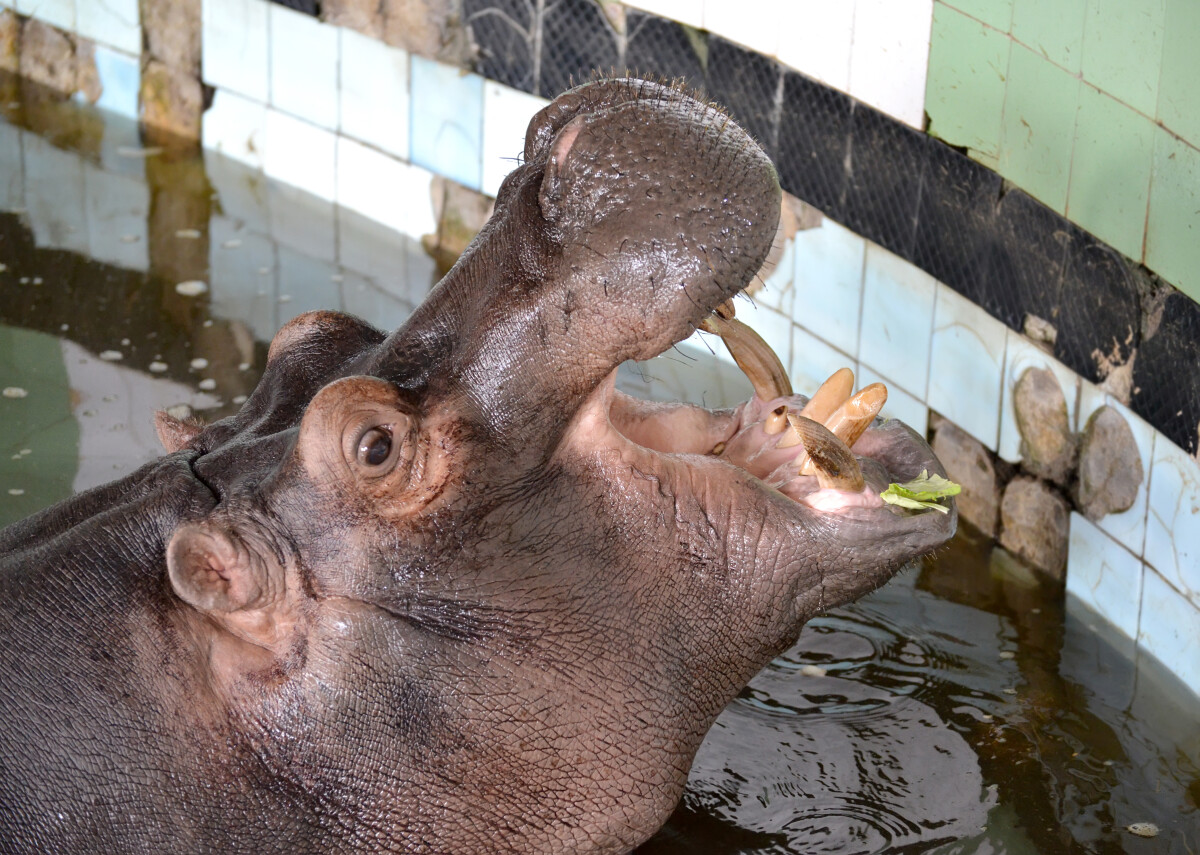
[0, 80, 954, 852]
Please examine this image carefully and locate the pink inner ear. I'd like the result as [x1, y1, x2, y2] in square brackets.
[155, 410, 204, 453]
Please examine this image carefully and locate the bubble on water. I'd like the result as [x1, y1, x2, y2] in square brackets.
[175, 229, 202, 239]
[149, 361, 169, 373]
[203, 319, 213, 327]
[2, 387, 28, 398]
[175, 280, 208, 297]
[0, 263, 6, 272]
[998, 651, 1015, 660]
[19, 449, 30, 456]
[800, 664, 828, 678]
[60, 324, 69, 332]
[19, 277, 28, 284]
[31, 276, 42, 285]
[232, 395, 248, 405]
[119, 234, 140, 243]
[1125, 823, 1159, 838]
[279, 294, 292, 303]
[99, 350, 123, 361]
[189, 358, 209, 370]
[7, 488, 24, 496]
[166, 404, 193, 420]
[198, 379, 217, 391]
[221, 238, 243, 249]
[120, 338, 130, 346]
[238, 362, 251, 371]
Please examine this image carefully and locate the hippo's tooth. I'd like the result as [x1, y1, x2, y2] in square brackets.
[796, 367, 854, 425]
[699, 313, 793, 401]
[789, 416, 866, 492]
[763, 405, 788, 435]
[775, 413, 805, 448]
[821, 382, 887, 450]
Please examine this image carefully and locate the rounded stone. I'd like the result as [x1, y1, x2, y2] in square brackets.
[999, 477, 1070, 579]
[931, 418, 1000, 537]
[1013, 366, 1075, 487]
[1074, 405, 1143, 521]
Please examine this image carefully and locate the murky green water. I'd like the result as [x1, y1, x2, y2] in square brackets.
[1, 76, 1197, 853]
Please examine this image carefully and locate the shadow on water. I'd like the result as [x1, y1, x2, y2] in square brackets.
[1, 72, 1197, 854]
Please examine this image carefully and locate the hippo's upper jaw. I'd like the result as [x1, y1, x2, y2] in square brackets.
[0, 80, 954, 854]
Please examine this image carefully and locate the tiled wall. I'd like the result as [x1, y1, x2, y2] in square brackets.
[2, 0, 142, 119]
[926, 0, 1200, 303]
[5, 0, 1199, 696]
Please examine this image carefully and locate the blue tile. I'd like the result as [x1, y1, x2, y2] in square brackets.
[857, 363, 928, 437]
[410, 56, 484, 191]
[269, 3, 338, 131]
[1138, 568, 1200, 698]
[791, 217, 866, 358]
[858, 243, 936, 400]
[1145, 435, 1200, 608]
[202, 0, 270, 104]
[791, 325, 855, 402]
[1066, 512, 1144, 640]
[927, 282, 1007, 450]
[93, 46, 140, 120]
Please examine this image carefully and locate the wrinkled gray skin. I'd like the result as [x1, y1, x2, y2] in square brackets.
[0, 80, 955, 853]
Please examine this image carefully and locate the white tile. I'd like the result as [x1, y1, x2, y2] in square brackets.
[409, 56, 483, 191]
[791, 325, 856, 401]
[77, 0, 139, 54]
[857, 243, 935, 400]
[84, 164, 149, 271]
[927, 283, 1006, 451]
[998, 330, 1080, 463]
[205, 147, 270, 235]
[1066, 512, 1144, 640]
[15, 0, 73, 32]
[791, 216, 866, 358]
[22, 132, 89, 255]
[481, 81, 548, 198]
[267, 179, 335, 262]
[1145, 436, 1200, 608]
[777, 0, 855, 91]
[1138, 568, 1200, 698]
[0, 122, 22, 212]
[202, 0, 270, 104]
[336, 135, 436, 241]
[208, 216, 279, 342]
[857, 362, 928, 437]
[848, 0, 933, 128]
[1077, 382, 1154, 559]
[202, 88, 268, 169]
[92, 46, 140, 120]
[262, 108, 336, 200]
[340, 269, 418, 332]
[269, 4, 338, 131]
[624, 0, 704, 28]
[276, 244, 342, 325]
[755, 236, 794, 312]
[339, 28, 410, 161]
[704, 0, 784, 56]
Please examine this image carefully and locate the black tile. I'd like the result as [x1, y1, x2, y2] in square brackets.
[269, 0, 319, 15]
[840, 103, 930, 260]
[913, 142, 1003, 308]
[625, 11, 706, 90]
[465, 0, 537, 93]
[1053, 225, 1143, 385]
[975, 188, 1070, 332]
[775, 70, 851, 217]
[1133, 289, 1200, 455]
[539, 0, 620, 98]
[705, 37, 782, 158]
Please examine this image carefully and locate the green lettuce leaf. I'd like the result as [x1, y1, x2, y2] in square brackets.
[880, 470, 961, 514]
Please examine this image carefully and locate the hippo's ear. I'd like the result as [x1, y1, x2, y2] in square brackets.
[155, 410, 205, 453]
[166, 523, 293, 648]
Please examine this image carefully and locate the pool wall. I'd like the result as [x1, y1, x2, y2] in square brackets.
[1, 0, 1197, 698]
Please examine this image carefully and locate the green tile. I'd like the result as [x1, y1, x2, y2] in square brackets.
[1158, 0, 1200, 149]
[1082, 0, 1165, 116]
[940, 0, 1014, 32]
[999, 44, 1081, 212]
[927, 4, 1011, 156]
[1011, 0, 1088, 72]
[1146, 130, 1200, 303]
[1067, 86, 1154, 259]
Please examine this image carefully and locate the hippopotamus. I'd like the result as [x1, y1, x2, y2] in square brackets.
[0, 79, 954, 852]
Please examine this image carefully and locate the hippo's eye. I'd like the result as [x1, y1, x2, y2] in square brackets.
[357, 427, 393, 468]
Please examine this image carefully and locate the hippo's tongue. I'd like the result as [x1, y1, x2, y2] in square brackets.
[700, 305, 888, 496]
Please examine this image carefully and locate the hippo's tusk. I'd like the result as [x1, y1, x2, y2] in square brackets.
[763, 405, 788, 436]
[796, 367, 855, 425]
[789, 416, 866, 492]
[820, 383, 887, 451]
[699, 312, 792, 402]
